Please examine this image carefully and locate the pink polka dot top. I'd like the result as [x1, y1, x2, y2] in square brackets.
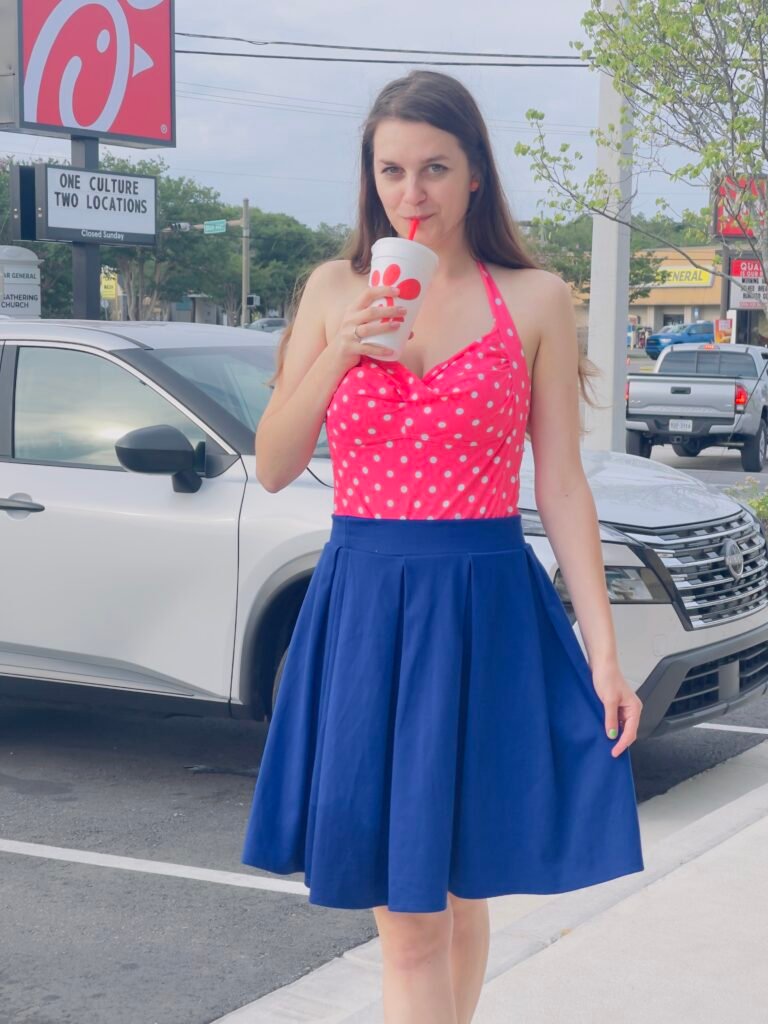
[325, 259, 531, 520]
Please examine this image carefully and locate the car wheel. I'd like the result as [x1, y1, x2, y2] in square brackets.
[626, 431, 652, 458]
[672, 440, 701, 457]
[741, 419, 768, 473]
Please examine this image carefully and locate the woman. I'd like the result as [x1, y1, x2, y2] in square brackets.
[242, 70, 645, 1024]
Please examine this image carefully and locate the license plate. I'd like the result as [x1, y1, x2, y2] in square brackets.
[669, 418, 693, 432]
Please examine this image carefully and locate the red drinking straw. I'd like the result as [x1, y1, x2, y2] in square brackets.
[408, 217, 419, 241]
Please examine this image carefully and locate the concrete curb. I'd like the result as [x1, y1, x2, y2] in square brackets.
[212, 775, 768, 1023]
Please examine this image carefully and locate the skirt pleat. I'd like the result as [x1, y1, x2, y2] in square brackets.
[241, 514, 645, 912]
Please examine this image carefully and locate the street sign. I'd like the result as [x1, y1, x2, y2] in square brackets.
[204, 219, 227, 235]
[100, 270, 118, 300]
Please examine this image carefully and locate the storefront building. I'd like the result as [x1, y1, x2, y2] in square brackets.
[572, 243, 768, 348]
[630, 244, 721, 332]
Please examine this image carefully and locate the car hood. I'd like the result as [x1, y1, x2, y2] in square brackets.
[522, 446, 741, 529]
[308, 444, 741, 530]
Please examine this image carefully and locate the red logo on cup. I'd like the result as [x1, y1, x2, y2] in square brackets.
[21, 0, 174, 145]
[371, 263, 422, 323]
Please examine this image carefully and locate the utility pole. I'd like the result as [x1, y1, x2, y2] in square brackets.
[582, 0, 633, 453]
[71, 136, 100, 319]
[241, 197, 250, 327]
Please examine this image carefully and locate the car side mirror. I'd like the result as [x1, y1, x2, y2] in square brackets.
[115, 424, 203, 493]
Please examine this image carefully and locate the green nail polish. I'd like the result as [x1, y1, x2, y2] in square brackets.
[608, 728, 618, 739]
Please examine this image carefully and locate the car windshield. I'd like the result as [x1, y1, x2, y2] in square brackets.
[149, 345, 330, 457]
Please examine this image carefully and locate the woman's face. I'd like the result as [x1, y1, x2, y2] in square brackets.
[371, 118, 476, 244]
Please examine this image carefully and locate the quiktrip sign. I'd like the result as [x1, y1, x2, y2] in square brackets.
[729, 258, 768, 311]
[0, 0, 175, 147]
[713, 176, 767, 240]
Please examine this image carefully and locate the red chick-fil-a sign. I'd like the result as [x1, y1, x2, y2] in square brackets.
[9, 0, 175, 147]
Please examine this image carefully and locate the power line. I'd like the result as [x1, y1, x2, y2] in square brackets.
[175, 87, 595, 136]
[175, 50, 588, 68]
[176, 89, 358, 120]
[175, 33, 584, 62]
[176, 80, 362, 112]
[176, 79, 599, 132]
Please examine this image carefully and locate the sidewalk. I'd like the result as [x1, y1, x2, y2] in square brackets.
[477, 790, 768, 1023]
[213, 741, 768, 1024]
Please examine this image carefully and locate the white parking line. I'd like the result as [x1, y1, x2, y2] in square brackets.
[0, 838, 309, 895]
[694, 723, 768, 735]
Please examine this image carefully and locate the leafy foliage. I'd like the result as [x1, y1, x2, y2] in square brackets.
[0, 153, 349, 321]
[514, 0, 768, 302]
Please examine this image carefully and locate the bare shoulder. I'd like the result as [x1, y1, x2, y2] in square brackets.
[484, 265, 571, 369]
[321, 259, 369, 341]
[492, 265, 569, 301]
[305, 258, 350, 290]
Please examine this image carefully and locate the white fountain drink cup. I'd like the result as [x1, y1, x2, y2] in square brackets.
[364, 237, 439, 359]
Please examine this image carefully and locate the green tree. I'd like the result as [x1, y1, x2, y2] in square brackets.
[1, 154, 354, 322]
[521, 212, 709, 300]
[99, 153, 236, 319]
[514, 0, 768, 311]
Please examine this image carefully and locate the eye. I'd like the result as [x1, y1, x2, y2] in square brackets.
[429, 164, 448, 173]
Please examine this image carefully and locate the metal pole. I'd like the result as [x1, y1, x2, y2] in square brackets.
[719, 241, 730, 317]
[582, 0, 633, 453]
[241, 197, 250, 326]
[71, 136, 100, 319]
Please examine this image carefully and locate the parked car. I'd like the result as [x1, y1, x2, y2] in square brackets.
[645, 320, 714, 360]
[247, 317, 287, 333]
[625, 342, 768, 470]
[2, 320, 767, 741]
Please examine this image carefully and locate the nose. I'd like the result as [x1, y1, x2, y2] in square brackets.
[401, 174, 427, 207]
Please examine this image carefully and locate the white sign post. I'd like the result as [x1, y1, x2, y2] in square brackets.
[0, 245, 42, 318]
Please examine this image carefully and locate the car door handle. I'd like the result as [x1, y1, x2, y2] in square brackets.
[0, 497, 45, 512]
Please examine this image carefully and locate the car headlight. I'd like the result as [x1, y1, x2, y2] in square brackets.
[555, 566, 670, 606]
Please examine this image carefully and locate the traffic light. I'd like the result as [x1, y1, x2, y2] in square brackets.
[169, 222, 191, 232]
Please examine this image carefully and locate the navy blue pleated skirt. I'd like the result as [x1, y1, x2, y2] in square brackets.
[241, 513, 645, 912]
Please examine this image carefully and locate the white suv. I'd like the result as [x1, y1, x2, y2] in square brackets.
[1, 320, 767, 740]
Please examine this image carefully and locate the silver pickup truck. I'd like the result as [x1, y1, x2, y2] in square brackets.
[625, 342, 768, 470]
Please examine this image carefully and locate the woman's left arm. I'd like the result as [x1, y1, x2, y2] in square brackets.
[526, 274, 643, 757]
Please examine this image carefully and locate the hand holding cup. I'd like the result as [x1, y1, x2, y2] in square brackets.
[327, 285, 404, 373]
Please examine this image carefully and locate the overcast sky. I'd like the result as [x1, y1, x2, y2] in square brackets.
[1, 0, 707, 231]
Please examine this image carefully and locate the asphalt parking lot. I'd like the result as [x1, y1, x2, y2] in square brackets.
[2, 683, 768, 1023]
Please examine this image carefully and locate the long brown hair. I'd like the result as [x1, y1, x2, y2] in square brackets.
[270, 70, 600, 423]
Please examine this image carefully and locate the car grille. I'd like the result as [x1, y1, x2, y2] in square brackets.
[665, 638, 768, 719]
[622, 510, 768, 628]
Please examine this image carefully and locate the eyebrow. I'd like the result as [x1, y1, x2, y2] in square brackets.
[376, 154, 451, 165]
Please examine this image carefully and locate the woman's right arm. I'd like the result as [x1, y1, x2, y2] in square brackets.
[255, 262, 401, 492]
